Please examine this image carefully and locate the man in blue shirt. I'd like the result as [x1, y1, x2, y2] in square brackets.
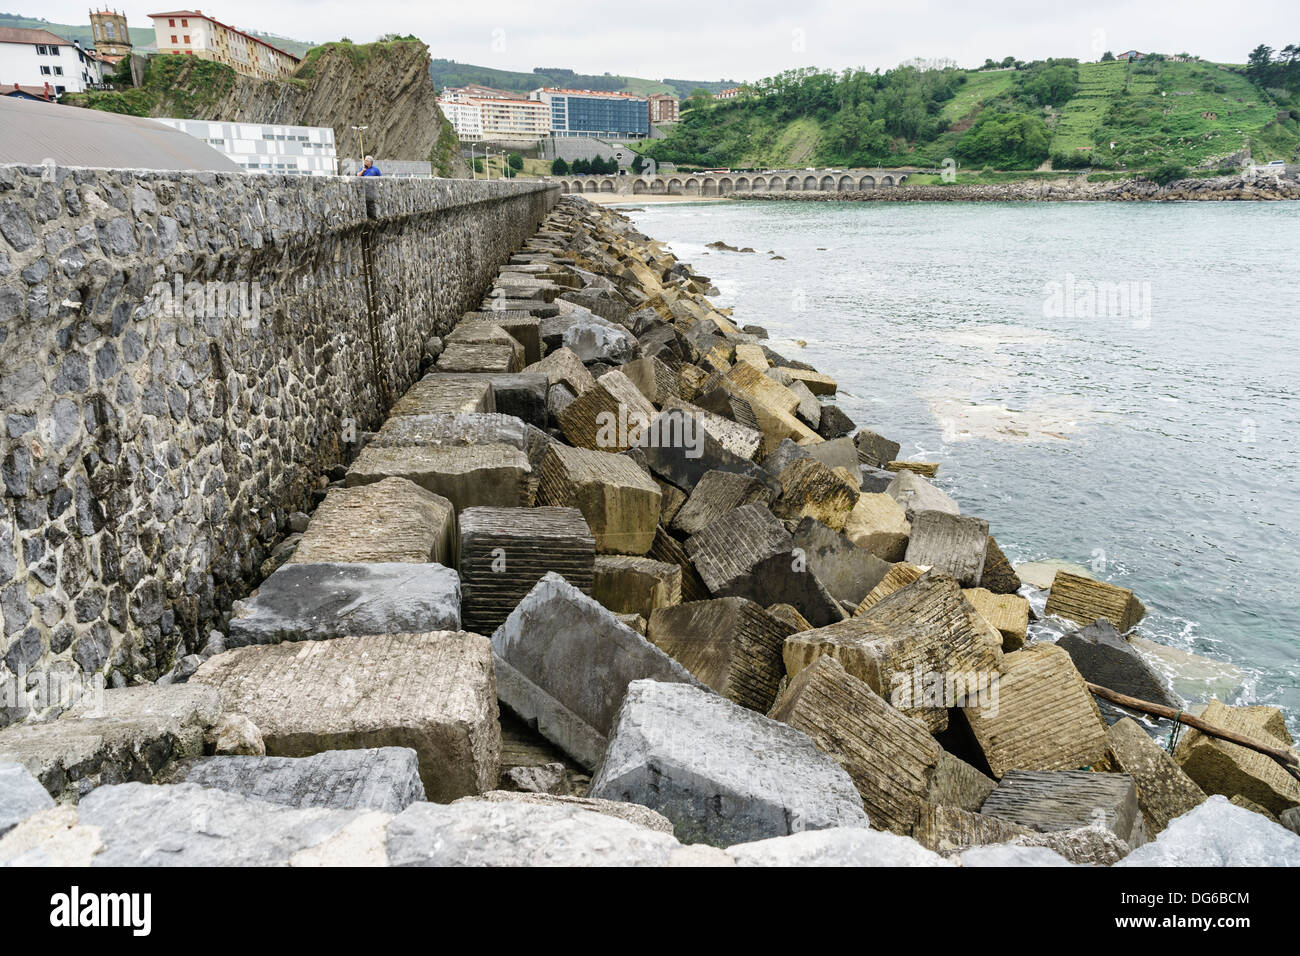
[358, 155, 381, 176]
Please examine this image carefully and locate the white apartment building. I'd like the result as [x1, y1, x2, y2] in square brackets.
[154, 118, 338, 175]
[0, 27, 102, 97]
[439, 87, 550, 141]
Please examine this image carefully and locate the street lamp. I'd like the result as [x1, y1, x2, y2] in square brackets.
[350, 125, 368, 174]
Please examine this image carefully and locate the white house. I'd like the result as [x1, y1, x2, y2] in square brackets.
[0, 27, 101, 97]
[153, 118, 339, 176]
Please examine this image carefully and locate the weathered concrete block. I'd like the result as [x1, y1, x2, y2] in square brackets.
[1, 761, 55, 836]
[793, 516, 892, 607]
[525, 346, 596, 395]
[770, 656, 941, 834]
[859, 463, 896, 493]
[562, 319, 638, 364]
[1056, 619, 1179, 708]
[816, 403, 856, 439]
[886, 469, 960, 518]
[346, 443, 531, 512]
[853, 429, 901, 468]
[590, 680, 868, 847]
[853, 561, 927, 615]
[964, 643, 1109, 778]
[1173, 699, 1300, 815]
[593, 555, 682, 620]
[387, 799, 681, 866]
[640, 408, 772, 493]
[912, 803, 1033, 855]
[227, 562, 461, 647]
[466, 314, 542, 365]
[647, 525, 711, 603]
[456, 790, 676, 833]
[686, 502, 844, 627]
[491, 573, 698, 769]
[654, 479, 688, 527]
[662, 398, 763, 460]
[647, 597, 791, 712]
[0, 684, 221, 802]
[843, 492, 911, 561]
[620, 355, 682, 407]
[157, 748, 426, 813]
[772, 458, 859, 532]
[784, 571, 1001, 733]
[459, 506, 595, 634]
[725, 361, 801, 415]
[193, 632, 499, 801]
[1103, 718, 1206, 836]
[1116, 795, 1300, 867]
[558, 371, 656, 451]
[926, 750, 998, 811]
[671, 469, 775, 537]
[980, 770, 1141, 845]
[904, 510, 989, 587]
[435, 339, 524, 374]
[963, 588, 1029, 651]
[726, 827, 950, 866]
[1044, 571, 1145, 632]
[291, 478, 455, 566]
[981, 536, 1022, 594]
[887, 460, 939, 478]
[536, 443, 662, 554]
[389, 376, 495, 417]
[803, 436, 861, 475]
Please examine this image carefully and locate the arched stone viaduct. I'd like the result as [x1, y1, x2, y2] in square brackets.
[551, 168, 927, 196]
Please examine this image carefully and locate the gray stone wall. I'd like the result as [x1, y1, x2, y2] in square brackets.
[0, 166, 558, 717]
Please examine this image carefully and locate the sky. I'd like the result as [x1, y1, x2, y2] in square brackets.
[35, 1, 1300, 80]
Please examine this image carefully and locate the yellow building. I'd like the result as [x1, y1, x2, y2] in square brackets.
[89, 9, 132, 60]
[148, 10, 298, 80]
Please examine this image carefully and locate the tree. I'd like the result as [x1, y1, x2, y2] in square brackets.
[1247, 44, 1275, 83]
[572, 158, 589, 175]
[688, 88, 713, 111]
[507, 152, 523, 171]
[551, 156, 569, 175]
[1101, 50, 1116, 62]
[472, 158, 484, 173]
[630, 153, 645, 173]
[1000, 56, 1016, 68]
[955, 112, 1051, 168]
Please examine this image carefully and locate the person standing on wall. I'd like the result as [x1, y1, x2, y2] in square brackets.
[358, 155, 381, 176]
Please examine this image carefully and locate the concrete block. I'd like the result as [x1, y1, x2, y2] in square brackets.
[842, 492, 911, 561]
[772, 458, 859, 532]
[981, 536, 1022, 594]
[1045, 571, 1146, 632]
[491, 573, 700, 770]
[1104, 717, 1206, 835]
[1116, 795, 1300, 867]
[912, 803, 1033, 854]
[904, 510, 989, 587]
[558, 371, 656, 451]
[525, 346, 596, 395]
[671, 469, 775, 537]
[227, 561, 461, 647]
[593, 555, 682, 620]
[389, 376, 494, 417]
[291, 478, 454, 566]
[640, 408, 773, 493]
[1, 761, 55, 836]
[433, 373, 549, 427]
[647, 525, 711, 603]
[792, 516, 892, 607]
[193, 631, 500, 801]
[590, 680, 868, 847]
[963, 588, 1029, 651]
[980, 770, 1141, 845]
[536, 443, 662, 554]
[456, 790, 675, 833]
[853, 428, 901, 468]
[886, 470, 959, 518]
[1056, 619, 1180, 708]
[346, 443, 531, 512]
[458, 506, 595, 634]
[1173, 699, 1300, 815]
[620, 355, 683, 406]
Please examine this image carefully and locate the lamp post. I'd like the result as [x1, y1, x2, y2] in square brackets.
[350, 125, 368, 174]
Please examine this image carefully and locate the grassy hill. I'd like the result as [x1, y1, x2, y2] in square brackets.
[647, 57, 1299, 174]
[428, 58, 734, 100]
[0, 13, 316, 56]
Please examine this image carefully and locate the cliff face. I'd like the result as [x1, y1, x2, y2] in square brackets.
[200, 40, 468, 177]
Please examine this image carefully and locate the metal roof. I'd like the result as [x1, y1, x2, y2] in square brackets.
[0, 26, 74, 45]
[0, 97, 241, 171]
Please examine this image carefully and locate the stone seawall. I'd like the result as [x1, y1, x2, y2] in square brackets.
[733, 175, 1300, 202]
[0, 166, 558, 703]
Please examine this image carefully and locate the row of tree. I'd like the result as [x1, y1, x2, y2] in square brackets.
[551, 155, 620, 175]
[1246, 44, 1300, 93]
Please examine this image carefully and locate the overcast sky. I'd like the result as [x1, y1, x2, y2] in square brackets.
[43, 1, 1299, 80]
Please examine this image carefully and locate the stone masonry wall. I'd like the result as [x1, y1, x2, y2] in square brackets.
[0, 165, 558, 718]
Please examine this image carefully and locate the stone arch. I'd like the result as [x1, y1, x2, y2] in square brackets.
[702, 177, 718, 196]
[718, 177, 733, 194]
[786, 175, 801, 190]
[859, 175, 875, 189]
[820, 175, 836, 190]
[803, 175, 818, 190]
[650, 179, 666, 194]
[599, 179, 615, 193]
[880, 174, 895, 187]
[632, 179, 648, 194]
[669, 178, 684, 195]
[838, 175, 855, 192]
[584, 180, 600, 193]
[735, 177, 749, 192]
[684, 178, 700, 195]
[898, 174, 908, 185]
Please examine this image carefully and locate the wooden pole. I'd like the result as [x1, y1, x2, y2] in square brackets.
[1086, 681, 1300, 782]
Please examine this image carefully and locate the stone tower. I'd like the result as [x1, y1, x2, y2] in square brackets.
[89, 9, 132, 59]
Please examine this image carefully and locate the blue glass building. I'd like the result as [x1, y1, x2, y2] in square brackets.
[533, 89, 650, 139]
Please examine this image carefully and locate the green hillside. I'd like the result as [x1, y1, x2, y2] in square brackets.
[428, 58, 734, 100]
[647, 56, 1299, 174]
[0, 13, 316, 56]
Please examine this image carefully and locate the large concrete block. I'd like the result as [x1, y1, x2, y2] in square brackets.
[724, 361, 801, 416]
[227, 562, 461, 647]
[457, 790, 675, 833]
[964, 643, 1109, 778]
[434, 373, 549, 427]
[0, 684, 221, 802]
[558, 371, 656, 451]
[927, 751, 998, 811]
[980, 770, 1141, 845]
[853, 561, 928, 615]
[886, 469, 959, 518]
[853, 429, 901, 468]
[793, 516, 892, 607]
[620, 355, 683, 407]
[671, 469, 775, 537]
[904, 510, 989, 587]
[1044, 571, 1145, 632]
[590, 680, 868, 847]
[1056, 619, 1179, 708]
[661, 398, 764, 461]
[784, 571, 1001, 733]
[435, 340, 524, 374]
[387, 799, 682, 866]
[463, 313, 542, 365]
[491, 573, 700, 770]
[346, 443, 531, 512]
[291, 478, 455, 566]
[843, 492, 911, 561]
[536, 443, 662, 554]
[389, 376, 495, 416]
[525, 346, 597, 395]
[647, 525, 711, 603]
[562, 319, 637, 364]
[686, 502, 844, 627]
[158, 748, 426, 813]
[963, 588, 1029, 651]
[458, 506, 595, 634]
[1173, 699, 1300, 815]
[772, 458, 859, 532]
[981, 536, 1023, 594]
[593, 555, 682, 620]
[193, 631, 500, 801]
[1103, 718, 1206, 835]
[1, 761, 55, 836]
[770, 657, 941, 834]
[912, 803, 1033, 855]
[647, 598, 791, 712]
[726, 827, 951, 866]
